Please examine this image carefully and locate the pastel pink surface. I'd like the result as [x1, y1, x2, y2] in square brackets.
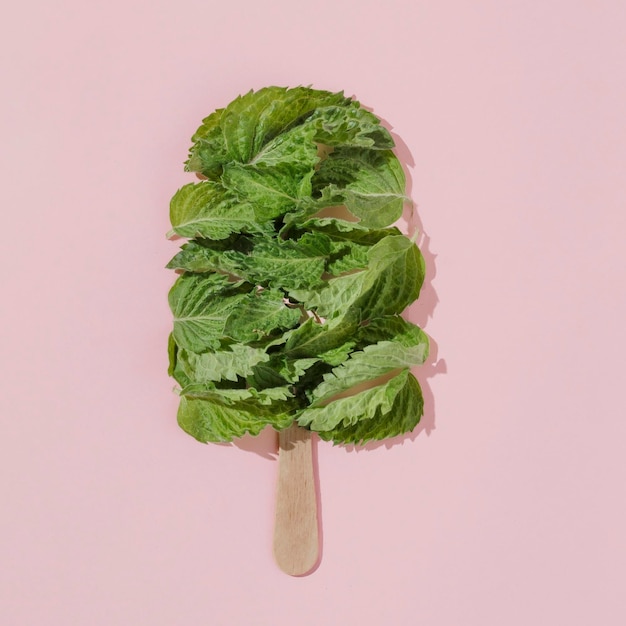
[1, 1, 625, 624]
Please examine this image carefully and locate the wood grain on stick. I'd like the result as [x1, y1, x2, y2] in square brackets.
[273, 424, 319, 576]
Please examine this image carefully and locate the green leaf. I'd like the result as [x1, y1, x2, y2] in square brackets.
[249, 354, 322, 387]
[298, 368, 410, 431]
[357, 316, 429, 350]
[168, 182, 271, 239]
[169, 273, 250, 352]
[177, 395, 293, 443]
[246, 362, 290, 390]
[313, 148, 408, 228]
[291, 236, 424, 321]
[301, 219, 402, 245]
[190, 108, 224, 143]
[177, 344, 271, 383]
[277, 357, 320, 383]
[223, 289, 301, 343]
[224, 232, 332, 290]
[168, 233, 332, 289]
[221, 86, 348, 163]
[315, 372, 424, 445]
[248, 122, 319, 171]
[180, 383, 294, 406]
[317, 341, 356, 366]
[166, 241, 235, 274]
[284, 216, 401, 256]
[167, 333, 177, 377]
[353, 235, 425, 318]
[283, 316, 358, 358]
[185, 108, 228, 179]
[309, 338, 428, 405]
[222, 164, 313, 220]
[166, 234, 258, 276]
[289, 271, 367, 319]
[168, 333, 192, 388]
[307, 103, 395, 150]
[326, 240, 370, 275]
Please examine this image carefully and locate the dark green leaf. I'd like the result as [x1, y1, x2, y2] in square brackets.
[168, 333, 192, 388]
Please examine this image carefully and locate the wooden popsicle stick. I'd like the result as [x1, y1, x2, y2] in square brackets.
[273, 424, 320, 576]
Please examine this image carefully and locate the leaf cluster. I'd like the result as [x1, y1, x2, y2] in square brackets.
[167, 86, 428, 445]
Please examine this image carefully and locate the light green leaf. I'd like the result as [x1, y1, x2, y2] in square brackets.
[168, 233, 332, 289]
[357, 316, 429, 350]
[301, 219, 402, 245]
[169, 273, 250, 352]
[249, 122, 318, 171]
[222, 164, 313, 220]
[289, 271, 367, 318]
[177, 395, 293, 443]
[221, 86, 348, 163]
[177, 344, 271, 383]
[190, 108, 224, 143]
[291, 236, 424, 321]
[317, 341, 356, 366]
[289, 215, 371, 233]
[224, 232, 332, 290]
[166, 241, 238, 274]
[326, 240, 370, 275]
[313, 148, 408, 228]
[168, 182, 270, 239]
[309, 339, 428, 405]
[353, 235, 425, 318]
[307, 104, 394, 149]
[283, 215, 400, 251]
[298, 368, 410, 431]
[180, 383, 294, 406]
[224, 289, 301, 343]
[283, 316, 358, 358]
[185, 108, 228, 179]
[315, 371, 424, 445]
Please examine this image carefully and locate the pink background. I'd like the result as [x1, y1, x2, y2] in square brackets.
[2, 1, 625, 624]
